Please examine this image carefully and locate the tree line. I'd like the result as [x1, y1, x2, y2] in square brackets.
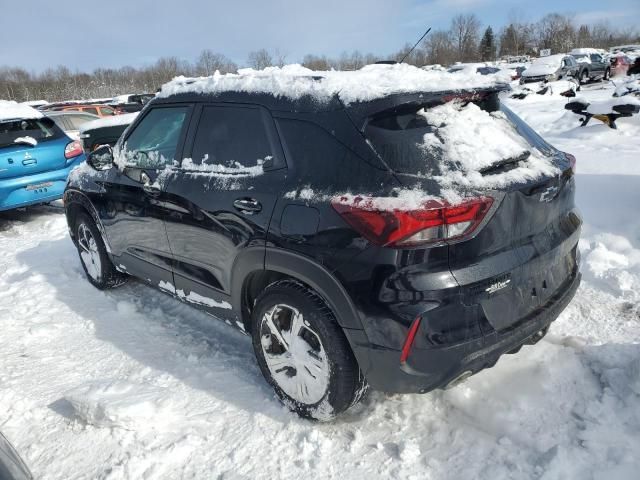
[1, 12, 637, 103]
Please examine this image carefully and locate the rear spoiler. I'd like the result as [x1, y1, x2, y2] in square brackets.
[343, 84, 511, 132]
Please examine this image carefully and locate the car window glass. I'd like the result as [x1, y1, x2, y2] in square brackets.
[84, 107, 98, 115]
[122, 106, 188, 168]
[590, 54, 601, 62]
[68, 115, 93, 129]
[100, 107, 114, 115]
[187, 106, 273, 170]
[0, 117, 63, 147]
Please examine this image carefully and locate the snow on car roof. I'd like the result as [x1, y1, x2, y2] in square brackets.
[531, 54, 567, 66]
[0, 100, 44, 122]
[79, 112, 139, 133]
[158, 63, 510, 105]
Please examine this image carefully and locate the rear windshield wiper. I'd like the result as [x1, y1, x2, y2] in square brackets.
[479, 151, 530, 175]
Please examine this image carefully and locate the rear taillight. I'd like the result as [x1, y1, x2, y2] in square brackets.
[566, 153, 576, 173]
[331, 196, 493, 247]
[64, 140, 83, 160]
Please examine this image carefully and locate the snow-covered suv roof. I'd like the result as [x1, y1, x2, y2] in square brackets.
[158, 63, 511, 106]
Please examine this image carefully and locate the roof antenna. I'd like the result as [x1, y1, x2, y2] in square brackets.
[399, 27, 432, 64]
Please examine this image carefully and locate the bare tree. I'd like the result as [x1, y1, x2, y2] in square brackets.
[247, 49, 273, 70]
[450, 14, 482, 62]
[195, 50, 237, 76]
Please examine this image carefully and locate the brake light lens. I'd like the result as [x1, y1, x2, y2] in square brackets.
[64, 140, 83, 160]
[565, 153, 576, 173]
[331, 196, 493, 247]
[400, 316, 422, 364]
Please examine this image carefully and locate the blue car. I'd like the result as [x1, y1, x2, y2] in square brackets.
[0, 103, 86, 211]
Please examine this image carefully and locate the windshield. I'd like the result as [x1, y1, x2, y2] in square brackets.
[364, 94, 555, 177]
[0, 117, 63, 148]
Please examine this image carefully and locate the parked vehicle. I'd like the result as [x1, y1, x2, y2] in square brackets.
[46, 111, 99, 139]
[0, 432, 32, 480]
[569, 49, 610, 82]
[1, 101, 85, 211]
[109, 93, 156, 113]
[64, 69, 581, 419]
[78, 112, 137, 153]
[47, 103, 118, 117]
[520, 54, 582, 84]
[609, 54, 633, 77]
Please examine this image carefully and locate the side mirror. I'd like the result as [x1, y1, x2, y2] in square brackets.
[87, 145, 114, 171]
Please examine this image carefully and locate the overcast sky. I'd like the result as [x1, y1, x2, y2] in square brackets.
[1, 0, 638, 72]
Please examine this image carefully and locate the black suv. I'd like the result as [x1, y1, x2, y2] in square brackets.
[64, 73, 581, 420]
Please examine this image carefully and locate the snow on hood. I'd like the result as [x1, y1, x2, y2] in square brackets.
[522, 55, 565, 77]
[158, 63, 510, 105]
[0, 100, 44, 122]
[79, 112, 138, 133]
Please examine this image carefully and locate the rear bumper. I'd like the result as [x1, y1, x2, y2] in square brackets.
[353, 270, 581, 393]
[0, 156, 85, 211]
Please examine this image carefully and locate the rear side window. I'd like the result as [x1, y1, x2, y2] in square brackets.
[364, 95, 554, 176]
[122, 106, 189, 168]
[100, 107, 114, 116]
[67, 114, 96, 129]
[188, 106, 273, 169]
[0, 117, 64, 148]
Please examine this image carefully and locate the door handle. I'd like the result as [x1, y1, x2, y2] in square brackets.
[233, 198, 262, 213]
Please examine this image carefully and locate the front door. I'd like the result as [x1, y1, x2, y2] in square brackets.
[161, 103, 286, 314]
[98, 104, 193, 288]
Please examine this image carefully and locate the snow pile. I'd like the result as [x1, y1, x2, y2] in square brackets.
[420, 102, 559, 190]
[79, 112, 138, 133]
[570, 95, 640, 115]
[613, 75, 640, 97]
[65, 380, 180, 430]
[0, 100, 43, 121]
[158, 63, 509, 105]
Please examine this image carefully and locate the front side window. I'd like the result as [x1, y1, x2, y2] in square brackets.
[185, 106, 273, 172]
[84, 107, 99, 115]
[100, 107, 115, 116]
[122, 106, 188, 169]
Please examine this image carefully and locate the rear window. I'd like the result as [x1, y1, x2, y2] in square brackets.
[364, 94, 554, 176]
[0, 117, 64, 148]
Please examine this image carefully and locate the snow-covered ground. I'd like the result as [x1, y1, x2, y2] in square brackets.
[1, 79, 639, 480]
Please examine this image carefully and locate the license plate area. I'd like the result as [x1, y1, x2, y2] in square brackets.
[478, 250, 576, 332]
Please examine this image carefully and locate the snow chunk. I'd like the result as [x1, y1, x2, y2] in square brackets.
[79, 112, 138, 133]
[177, 289, 232, 310]
[64, 381, 178, 430]
[181, 156, 264, 176]
[13, 136, 38, 146]
[0, 100, 43, 121]
[158, 63, 508, 105]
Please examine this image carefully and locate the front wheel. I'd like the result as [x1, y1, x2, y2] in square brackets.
[579, 70, 589, 84]
[251, 280, 367, 420]
[74, 212, 127, 289]
[603, 68, 611, 80]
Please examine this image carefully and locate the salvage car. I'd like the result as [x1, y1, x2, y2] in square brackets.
[520, 54, 581, 84]
[64, 66, 581, 419]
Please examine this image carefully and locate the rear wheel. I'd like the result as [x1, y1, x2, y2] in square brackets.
[251, 280, 367, 420]
[603, 68, 611, 80]
[579, 70, 589, 84]
[74, 212, 126, 289]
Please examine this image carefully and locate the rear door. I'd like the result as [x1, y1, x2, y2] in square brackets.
[161, 103, 286, 313]
[0, 117, 68, 179]
[97, 104, 193, 288]
[590, 54, 606, 75]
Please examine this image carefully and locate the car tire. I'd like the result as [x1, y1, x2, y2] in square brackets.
[603, 68, 611, 80]
[251, 279, 368, 421]
[74, 212, 127, 290]
[579, 70, 589, 84]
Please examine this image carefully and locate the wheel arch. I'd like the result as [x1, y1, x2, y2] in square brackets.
[63, 189, 112, 253]
[231, 247, 365, 333]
